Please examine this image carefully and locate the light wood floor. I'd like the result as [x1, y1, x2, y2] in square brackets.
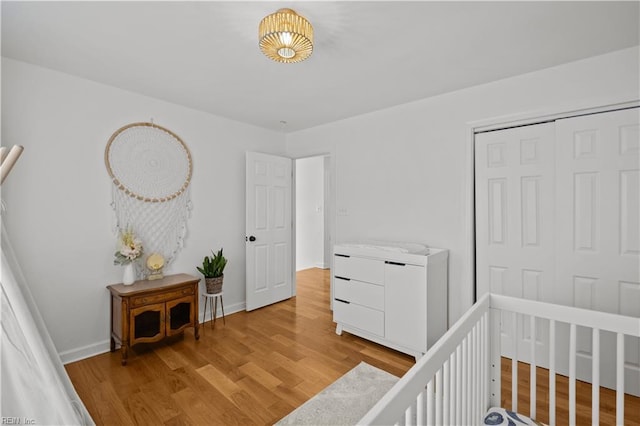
[67, 268, 639, 425]
[501, 359, 639, 426]
[66, 268, 414, 425]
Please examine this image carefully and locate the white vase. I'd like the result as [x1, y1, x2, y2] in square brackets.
[123, 263, 135, 285]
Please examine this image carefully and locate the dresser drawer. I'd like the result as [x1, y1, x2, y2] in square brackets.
[334, 277, 384, 311]
[333, 299, 384, 336]
[131, 286, 194, 307]
[334, 255, 384, 285]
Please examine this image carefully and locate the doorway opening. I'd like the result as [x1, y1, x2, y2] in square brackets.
[294, 155, 332, 302]
[295, 155, 330, 271]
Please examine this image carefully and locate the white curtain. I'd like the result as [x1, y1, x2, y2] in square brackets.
[1, 226, 93, 425]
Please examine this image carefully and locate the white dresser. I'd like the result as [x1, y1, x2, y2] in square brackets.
[332, 242, 448, 360]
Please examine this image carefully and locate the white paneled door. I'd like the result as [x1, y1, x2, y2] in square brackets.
[475, 122, 556, 367]
[246, 152, 292, 311]
[555, 108, 640, 395]
[475, 107, 640, 395]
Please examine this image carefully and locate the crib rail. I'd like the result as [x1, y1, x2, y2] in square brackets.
[359, 293, 640, 426]
[491, 294, 640, 426]
[490, 294, 640, 336]
[359, 294, 492, 425]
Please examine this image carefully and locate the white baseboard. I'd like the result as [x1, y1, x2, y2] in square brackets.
[199, 300, 245, 325]
[60, 300, 247, 364]
[60, 340, 111, 365]
[297, 264, 329, 271]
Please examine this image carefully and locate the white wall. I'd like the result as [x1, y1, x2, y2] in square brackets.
[285, 47, 640, 325]
[2, 47, 638, 361]
[295, 156, 325, 271]
[1, 58, 286, 362]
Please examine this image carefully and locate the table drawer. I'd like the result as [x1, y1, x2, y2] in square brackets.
[334, 255, 384, 285]
[131, 286, 194, 307]
[333, 299, 384, 336]
[334, 277, 384, 311]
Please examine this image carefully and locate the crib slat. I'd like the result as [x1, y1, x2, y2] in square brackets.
[529, 315, 536, 420]
[592, 328, 599, 426]
[482, 313, 489, 417]
[479, 315, 484, 419]
[405, 401, 414, 426]
[471, 331, 475, 424]
[456, 345, 462, 424]
[461, 338, 468, 425]
[471, 326, 477, 424]
[427, 379, 434, 426]
[479, 322, 484, 423]
[435, 368, 442, 425]
[512, 312, 518, 413]
[486, 313, 491, 414]
[450, 350, 457, 424]
[490, 308, 502, 408]
[569, 323, 576, 425]
[417, 390, 426, 426]
[468, 334, 473, 425]
[475, 324, 481, 424]
[467, 334, 472, 425]
[616, 333, 624, 426]
[549, 319, 556, 426]
[476, 322, 482, 424]
[442, 359, 449, 425]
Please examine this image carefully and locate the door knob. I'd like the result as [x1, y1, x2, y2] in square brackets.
[248, 235, 256, 242]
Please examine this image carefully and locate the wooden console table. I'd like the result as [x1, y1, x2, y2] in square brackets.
[107, 273, 200, 365]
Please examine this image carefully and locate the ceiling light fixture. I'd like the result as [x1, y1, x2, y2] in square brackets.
[259, 8, 313, 63]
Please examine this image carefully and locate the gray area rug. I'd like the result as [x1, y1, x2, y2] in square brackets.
[274, 362, 399, 425]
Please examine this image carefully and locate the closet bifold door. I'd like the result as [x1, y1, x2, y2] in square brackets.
[475, 106, 640, 396]
[555, 108, 640, 396]
[474, 121, 555, 369]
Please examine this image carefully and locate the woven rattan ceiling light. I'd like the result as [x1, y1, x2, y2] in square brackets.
[259, 8, 313, 63]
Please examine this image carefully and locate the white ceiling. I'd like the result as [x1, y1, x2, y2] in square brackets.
[2, 1, 639, 133]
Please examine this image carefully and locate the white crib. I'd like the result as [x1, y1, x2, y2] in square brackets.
[359, 293, 640, 425]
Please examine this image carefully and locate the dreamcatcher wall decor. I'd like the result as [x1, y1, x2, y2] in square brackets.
[105, 122, 193, 279]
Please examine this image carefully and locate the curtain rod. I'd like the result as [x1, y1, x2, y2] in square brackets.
[0, 145, 24, 185]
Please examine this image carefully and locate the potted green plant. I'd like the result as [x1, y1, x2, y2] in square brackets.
[197, 248, 227, 294]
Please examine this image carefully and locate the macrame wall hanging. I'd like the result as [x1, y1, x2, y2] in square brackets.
[105, 122, 193, 278]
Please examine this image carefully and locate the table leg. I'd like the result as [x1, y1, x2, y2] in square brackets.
[121, 344, 129, 366]
[220, 296, 226, 325]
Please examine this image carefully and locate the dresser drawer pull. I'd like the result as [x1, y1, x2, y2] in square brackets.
[141, 298, 148, 303]
[335, 254, 350, 258]
[335, 298, 350, 304]
[385, 261, 406, 266]
[335, 276, 351, 281]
